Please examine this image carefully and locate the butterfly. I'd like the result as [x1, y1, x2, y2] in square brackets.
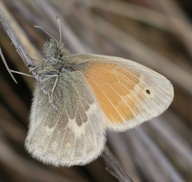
[24, 26, 174, 167]
[25, 39, 174, 166]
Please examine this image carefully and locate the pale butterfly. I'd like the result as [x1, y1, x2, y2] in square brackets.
[20, 22, 174, 167]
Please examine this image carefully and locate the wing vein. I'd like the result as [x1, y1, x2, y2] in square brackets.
[91, 78, 125, 122]
[44, 112, 63, 154]
[114, 71, 152, 116]
[71, 78, 97, 153]
[71, 127, 77, 159]
[74, 101, 87, 158]
[108, 82, 144, 120]
[59, 116, 69, 157]
[114, 68, 159, 111]
[83, 126, 87, 158]
[115, 67, 169, 102]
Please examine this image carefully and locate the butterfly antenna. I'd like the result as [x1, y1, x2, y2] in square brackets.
[0, 48, 18, 84]
[56, 16, 62, 45]
[34, 25, 57, 42]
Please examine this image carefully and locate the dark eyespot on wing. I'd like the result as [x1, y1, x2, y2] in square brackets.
[146, 89, 151, 94]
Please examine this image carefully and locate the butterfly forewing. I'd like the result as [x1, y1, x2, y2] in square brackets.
[69, 54, 174, 131]
[25, 71, 106, 166]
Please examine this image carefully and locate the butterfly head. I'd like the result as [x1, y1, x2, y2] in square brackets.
[41, 39, 70, 70]
[43, 39, 69, 58]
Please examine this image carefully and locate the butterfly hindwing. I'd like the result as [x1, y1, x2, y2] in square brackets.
[25, 71, 106, 166]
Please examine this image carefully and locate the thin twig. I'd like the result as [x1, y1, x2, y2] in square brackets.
[0, 2, 40, 82]
[155, 0, 192, 58]
[108, 132, 142, 182]
[78, 0, 173, 32]
[0, 3, 57, 110]
[102, 146, 133, 182]
[10, 70, 33, 77]
[135, 127, 185, 182]
[0, 47, 18, 84]
[149, 118, 192, 168]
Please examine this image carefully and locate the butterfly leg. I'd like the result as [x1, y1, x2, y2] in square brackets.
[29, 66, 52, 99]
[0, 48, 18, 84]
[9, 70, 33, 77]
[41, 74, 59, 110]
[50, 74, 59, 103]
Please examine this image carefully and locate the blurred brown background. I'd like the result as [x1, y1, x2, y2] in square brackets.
[0, 0, 192, 181]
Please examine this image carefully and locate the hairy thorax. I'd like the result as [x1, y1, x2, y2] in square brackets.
[37, 39, 71, 78]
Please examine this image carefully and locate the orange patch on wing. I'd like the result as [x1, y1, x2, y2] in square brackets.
[83, 62, 141, 124]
